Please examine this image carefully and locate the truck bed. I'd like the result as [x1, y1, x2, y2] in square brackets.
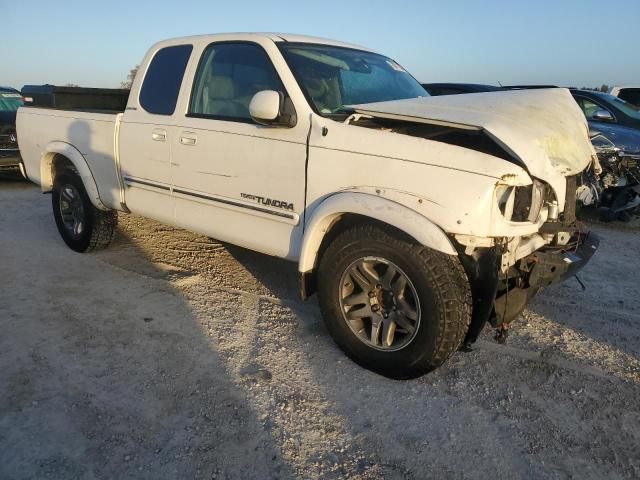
[17, 107, 123, 210]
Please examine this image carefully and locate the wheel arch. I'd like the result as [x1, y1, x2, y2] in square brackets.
[40, 142, 107, 210]
[298, 192, 457, 298]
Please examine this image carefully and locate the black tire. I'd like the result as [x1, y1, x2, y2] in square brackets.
[52, 170, 117, 252]
[317, 223, 471, 379]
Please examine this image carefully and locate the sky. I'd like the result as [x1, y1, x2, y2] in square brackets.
[1, 0, 639, 90]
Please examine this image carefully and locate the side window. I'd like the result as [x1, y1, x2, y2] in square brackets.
[189, 43, 284, 121]
[576, 97, 611, 120]
[139, 44, 193, 115]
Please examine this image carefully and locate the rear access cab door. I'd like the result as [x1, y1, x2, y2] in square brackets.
[119, 44, 193, 224]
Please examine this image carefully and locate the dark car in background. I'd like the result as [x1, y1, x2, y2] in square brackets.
[421, 83, 558, 96]
[566, 90, 640, 220]
[0, 86, 24, 176]
[570, 89, 640, 132]
[421, 83, 504, 96]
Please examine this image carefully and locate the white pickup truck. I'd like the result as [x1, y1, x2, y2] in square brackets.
[17, 33, 599, 378]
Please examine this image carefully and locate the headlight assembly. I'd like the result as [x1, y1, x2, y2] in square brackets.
[497, 180, 547, 222]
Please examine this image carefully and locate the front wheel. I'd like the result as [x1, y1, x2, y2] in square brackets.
[52, 171, 117, 252]
[317, 223, 471, 379]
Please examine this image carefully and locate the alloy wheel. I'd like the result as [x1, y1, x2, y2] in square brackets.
[339, 256, 421, 351]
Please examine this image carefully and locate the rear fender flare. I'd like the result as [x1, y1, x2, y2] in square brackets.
[40, 141, 107, 210]
[298, 192, 457, 273]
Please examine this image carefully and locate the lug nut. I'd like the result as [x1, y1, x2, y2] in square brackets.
[383, 313, 388, 319]
[392, 306, 397, 311]
[368, 291, 375, 298]
[372, 305, 380, 312]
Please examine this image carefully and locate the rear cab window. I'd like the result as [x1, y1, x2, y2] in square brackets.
[139, 44, 193, 115]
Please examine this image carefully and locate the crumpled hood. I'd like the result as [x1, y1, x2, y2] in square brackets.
[352, 88, 595, 201]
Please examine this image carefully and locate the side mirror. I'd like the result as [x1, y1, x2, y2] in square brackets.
[249, 90, 297, 128]
[592, 109, 614, 122]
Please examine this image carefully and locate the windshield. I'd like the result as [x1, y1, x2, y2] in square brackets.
[279, 44, 427, 115]
[594, 92, 640, 120]
[0, 92, 23, 112]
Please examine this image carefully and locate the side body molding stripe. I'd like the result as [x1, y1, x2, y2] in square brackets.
[123, 176, 296, 221]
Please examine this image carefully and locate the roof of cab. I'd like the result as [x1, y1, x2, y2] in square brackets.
[156, 33, 375, 53]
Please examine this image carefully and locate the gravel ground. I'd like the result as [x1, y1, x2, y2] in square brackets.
[1, 178, 639, 480]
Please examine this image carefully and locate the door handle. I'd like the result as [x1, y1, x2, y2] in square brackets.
[180, 132, 197, 146]
[151, 130, 166, 142]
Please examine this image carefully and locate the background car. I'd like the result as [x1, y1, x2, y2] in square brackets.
[421, 83, 504, 95]
[609, 85, 640, 107]
[421, 83, 558, 96]
[0, 86, 24, 177]
[571, 89, 640, 132]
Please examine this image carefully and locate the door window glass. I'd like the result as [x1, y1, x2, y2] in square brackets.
[189, 43, 284, 121]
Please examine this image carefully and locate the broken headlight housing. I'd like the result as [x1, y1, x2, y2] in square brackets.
[497, 179, 547, 222]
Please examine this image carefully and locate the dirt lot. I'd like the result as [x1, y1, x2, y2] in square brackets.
[1, 178, 639, 479]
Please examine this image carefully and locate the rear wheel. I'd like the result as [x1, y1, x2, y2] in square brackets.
[52, 171, 117, 252]
[317, 223, 471, 379]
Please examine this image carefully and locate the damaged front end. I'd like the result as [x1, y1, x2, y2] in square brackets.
[345, 89, 602, 347]
[457, 175, 600, 348]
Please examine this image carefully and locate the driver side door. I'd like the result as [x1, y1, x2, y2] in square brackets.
[170, 41, 309, 259]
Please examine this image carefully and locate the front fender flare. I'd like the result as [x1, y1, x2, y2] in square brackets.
[40, 141, 107, 210]
[298, 192, 457, 273]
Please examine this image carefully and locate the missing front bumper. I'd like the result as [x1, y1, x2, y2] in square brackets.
[494, 230, 599, 326]
[527, 232, 599, 288]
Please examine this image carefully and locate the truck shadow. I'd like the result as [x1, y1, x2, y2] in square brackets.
[0, 180, 295, 480]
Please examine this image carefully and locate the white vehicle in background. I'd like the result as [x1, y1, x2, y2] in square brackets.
[17, 33, 599, 378]
[609, 86, 640, 107]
